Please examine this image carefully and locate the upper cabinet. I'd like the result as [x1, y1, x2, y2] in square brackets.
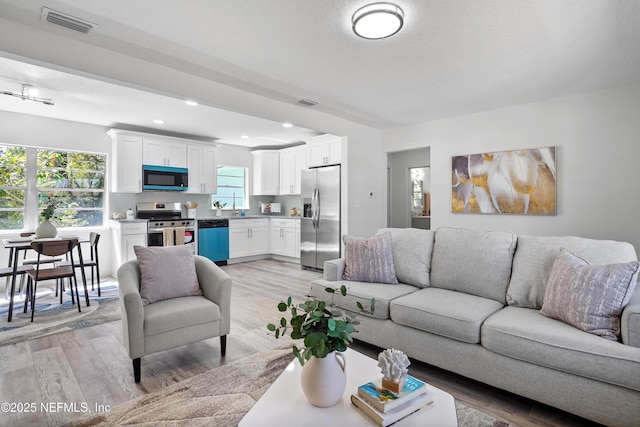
[305, 134, 342, 168]
[252, 150, 280, 195]
[108, 128, 215, 193]
[108, 130, 143, 193]
[143, 138, 187, 168]
[279, 146, 307, 195]
[188, 143, 218, 194]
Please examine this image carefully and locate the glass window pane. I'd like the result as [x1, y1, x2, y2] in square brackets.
[0, 189, 25, 209]
[0, 211, 24, 229]
[211, 165, 247, 209]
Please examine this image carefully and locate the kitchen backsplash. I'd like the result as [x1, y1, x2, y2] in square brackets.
[110, 193, 303, 218]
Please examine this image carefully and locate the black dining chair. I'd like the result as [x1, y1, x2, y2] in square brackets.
[56, 232, 101, 296]
[24, 238, 89, 322]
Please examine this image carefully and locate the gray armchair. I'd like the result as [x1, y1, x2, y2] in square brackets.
[117, 255, 232, 383]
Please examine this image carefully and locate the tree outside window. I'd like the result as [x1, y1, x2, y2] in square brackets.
[0, 145, 27, 230]
[0, 144, 106, 231]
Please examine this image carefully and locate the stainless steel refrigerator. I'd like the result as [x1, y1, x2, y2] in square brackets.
[300, 165, 341, 270]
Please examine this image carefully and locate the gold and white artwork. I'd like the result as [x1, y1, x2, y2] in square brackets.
[452, 147, 556, 215]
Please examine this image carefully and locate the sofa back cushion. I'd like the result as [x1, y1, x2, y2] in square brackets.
[430, 227, 517, 303]
[507, 235, 638, 308]
[376, 228, 434, 288]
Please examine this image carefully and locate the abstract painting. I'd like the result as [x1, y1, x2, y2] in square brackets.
[452, 147, 556, 215]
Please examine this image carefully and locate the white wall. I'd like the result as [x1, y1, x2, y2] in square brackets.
[382, 84, 640, 252]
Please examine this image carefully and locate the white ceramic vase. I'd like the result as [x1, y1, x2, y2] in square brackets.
[35, 219, 57, 238]
[215, 209, 222, 217]
[300, 351, 347, 407]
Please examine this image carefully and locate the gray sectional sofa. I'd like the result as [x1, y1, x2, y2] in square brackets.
[309, 227, 640, 427]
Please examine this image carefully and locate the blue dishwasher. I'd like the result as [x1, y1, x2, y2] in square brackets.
[198, 219, 229, 265]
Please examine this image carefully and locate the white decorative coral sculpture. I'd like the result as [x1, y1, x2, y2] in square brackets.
[377, 348, 410, 392]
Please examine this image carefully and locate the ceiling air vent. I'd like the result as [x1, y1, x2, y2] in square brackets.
[298, 99, 319, 107]
[41, 7, 97, 34]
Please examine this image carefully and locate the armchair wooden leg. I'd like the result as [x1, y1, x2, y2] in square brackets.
[220, 335, 227, 357]
[133, 358, 141, 383]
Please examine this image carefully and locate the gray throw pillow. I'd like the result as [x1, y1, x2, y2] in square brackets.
[134, 245, 202, 304]
[540, 248, 639, 341]
[343, 232, 398, 284]
[375, 228, 434, 288]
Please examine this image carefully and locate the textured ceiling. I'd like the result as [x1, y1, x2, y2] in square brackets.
[0, 0, 639, 141]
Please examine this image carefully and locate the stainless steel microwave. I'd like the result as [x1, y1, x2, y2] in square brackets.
[142, 165, 189, 191]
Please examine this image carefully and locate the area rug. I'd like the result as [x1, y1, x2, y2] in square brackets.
[68, 344, 517, 427]
[0, 279, 120, 346]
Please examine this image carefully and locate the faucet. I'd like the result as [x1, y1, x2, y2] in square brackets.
[232, 193, 238, 216]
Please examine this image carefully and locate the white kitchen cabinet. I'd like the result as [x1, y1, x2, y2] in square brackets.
[270, 218, 299, 258]
[188, 143, 218, 194]
[229, 218, 269, 258]
[251, 150, 280, 195]
[108, 130, 143, 193]
[111, 220, 147, 268]
[279, 146, 307, 195]
[306, 134, 342, 168]
[143, 138, 188, 168]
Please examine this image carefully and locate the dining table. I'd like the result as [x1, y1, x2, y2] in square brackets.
[2, 236, 89, 322]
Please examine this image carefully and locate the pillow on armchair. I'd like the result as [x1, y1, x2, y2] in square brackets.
[540, 248, 639, 341]
[342, 232, 398, 284]
[134, 245, 203, 304]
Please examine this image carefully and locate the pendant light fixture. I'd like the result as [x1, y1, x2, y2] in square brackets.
[352, 2, 404, 40]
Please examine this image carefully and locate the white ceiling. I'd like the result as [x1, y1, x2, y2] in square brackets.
[0, 0, 639, 145]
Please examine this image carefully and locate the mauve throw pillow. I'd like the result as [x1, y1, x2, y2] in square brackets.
[134, 245, 202, 304]
[343, 232, 398, 284]
[540, 248, 639, 341]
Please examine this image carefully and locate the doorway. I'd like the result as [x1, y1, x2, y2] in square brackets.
[387, 147, 431, 229]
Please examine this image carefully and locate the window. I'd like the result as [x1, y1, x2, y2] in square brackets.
[0, 144, 106, 231]
[37, 149, 106, 228]
[211, 165, 248, 210]
[0, 145, 27, 230]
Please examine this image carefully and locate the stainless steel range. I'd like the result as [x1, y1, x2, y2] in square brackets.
[136, 202, 195, 247]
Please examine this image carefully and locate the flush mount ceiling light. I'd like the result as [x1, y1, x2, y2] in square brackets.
[1, 84, 55, 106]
[352, 2, 404, 39]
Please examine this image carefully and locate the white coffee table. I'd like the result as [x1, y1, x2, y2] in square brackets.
[240, 348, 458, 426]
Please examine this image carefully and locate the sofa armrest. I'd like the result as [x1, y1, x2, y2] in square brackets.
[621, 285, 640, 347]
[195, 255, 232, 336]
[324, 258, 346, 281]
[117, 260, 145, 359]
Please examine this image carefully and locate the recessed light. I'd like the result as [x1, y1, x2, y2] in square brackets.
[185, 100, 198, 106]
[153, 119, 164, 124]
[282, 122, 293, 128]
[241, 135, 250, 139]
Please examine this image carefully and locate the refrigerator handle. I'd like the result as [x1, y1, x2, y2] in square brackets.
[312, 187, 319, 229]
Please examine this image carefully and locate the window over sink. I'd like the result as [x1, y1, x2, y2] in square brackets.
[210, 165, 248, 210]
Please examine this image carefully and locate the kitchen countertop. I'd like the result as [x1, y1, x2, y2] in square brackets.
[200, 215, 301, 220]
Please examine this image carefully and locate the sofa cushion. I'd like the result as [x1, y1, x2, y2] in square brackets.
[430, 227, 517, 303]
[134, 245, 202, 304]
[308, 279, 417, 320]
[390, 288, 504, 344]
[507, 235, 638, 308]
[343, 232, 398, 284]
[482, 306, 640, 392]
[540, 248, 639, 341]
[376, 228, 434, 288]
[144, 295, 220, 336]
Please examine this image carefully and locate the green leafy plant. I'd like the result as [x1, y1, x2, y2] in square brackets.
[212, 200, 227, 209]
[267, 285, 375, 366]
[40, 194, 60, 221]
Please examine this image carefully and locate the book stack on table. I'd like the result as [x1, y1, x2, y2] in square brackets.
[351, 375, 433, 426]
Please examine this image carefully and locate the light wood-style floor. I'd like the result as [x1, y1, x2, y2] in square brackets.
[0, 259, 601, 427]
